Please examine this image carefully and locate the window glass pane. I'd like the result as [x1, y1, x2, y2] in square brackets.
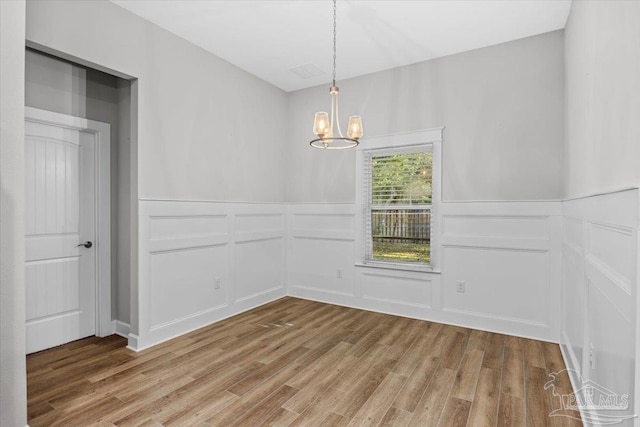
[371, 208, 431, 264]
[371, 152, 432, 206]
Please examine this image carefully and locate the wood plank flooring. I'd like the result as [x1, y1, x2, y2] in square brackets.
[27, 297, 582, 426]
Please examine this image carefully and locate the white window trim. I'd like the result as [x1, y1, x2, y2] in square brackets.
[355, 128, 443, 273]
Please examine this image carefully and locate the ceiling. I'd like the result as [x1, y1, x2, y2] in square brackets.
[111, 0, 572, 92]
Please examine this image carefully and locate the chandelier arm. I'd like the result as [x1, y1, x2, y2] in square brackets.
[334, 91, 345, 138]
[330, 91, 335, 138]
[310, 137, 359, 149]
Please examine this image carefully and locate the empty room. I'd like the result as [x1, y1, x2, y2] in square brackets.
[1, 0, 639, 426]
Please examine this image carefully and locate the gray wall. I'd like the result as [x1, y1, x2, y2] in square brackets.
[26, 0, 289, 203]
[25, 49, 132, 323]
[25, 0, 563, 206]
[564, 1, 640, 198]
[0, 1, 28, 426]
[25, 0, 290, 333]
[287, 30, 565, 202]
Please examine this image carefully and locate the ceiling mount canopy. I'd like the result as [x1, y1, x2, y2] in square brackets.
[310, 0, 363, 150]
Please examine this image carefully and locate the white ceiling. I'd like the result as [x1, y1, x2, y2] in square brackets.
[111, 0, 571, 92]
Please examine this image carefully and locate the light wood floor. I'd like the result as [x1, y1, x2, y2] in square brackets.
[27, 297, 582, 426]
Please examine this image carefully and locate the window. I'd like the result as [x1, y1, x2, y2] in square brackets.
[366, 149, 432, 264]
[356, 129, 442, 271]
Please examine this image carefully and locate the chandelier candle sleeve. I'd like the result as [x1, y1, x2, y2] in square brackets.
[313, 112, 330, 137]
[309, 0, 363, 150]
[348, 116, 363, 139]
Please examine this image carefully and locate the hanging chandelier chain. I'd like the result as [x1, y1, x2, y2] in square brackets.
[332, 0, 337, 86]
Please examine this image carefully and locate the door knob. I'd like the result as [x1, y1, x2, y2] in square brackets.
[77, 241, 93, 249]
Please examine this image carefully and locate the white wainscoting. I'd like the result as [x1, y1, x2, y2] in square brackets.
[287, 201, 562, 342]
[125, 194, 639, 422]
[134, 200, 286, 350]
[561, 188, 638, 426]
[440, 202, 562, 342]
[287, 204, 356, 299]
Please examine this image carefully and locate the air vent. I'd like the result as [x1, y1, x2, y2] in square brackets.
[289, 63, 325, 79]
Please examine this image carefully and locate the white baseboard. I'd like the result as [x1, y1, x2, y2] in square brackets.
[112, 320, 130, 339]
[128, 289, 286, 352]
[559, 339, 594, 427]
[126, 333, 139, 352]
[289, 285, 556, 343]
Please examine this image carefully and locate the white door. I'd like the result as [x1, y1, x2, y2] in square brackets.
[25, 114, 100, 354]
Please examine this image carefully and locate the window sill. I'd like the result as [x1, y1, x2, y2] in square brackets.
[355, 262, 441, 274]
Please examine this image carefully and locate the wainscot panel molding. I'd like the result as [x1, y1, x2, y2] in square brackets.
[561, 188, 639, 427]
[440, 201, 562, 342]
[134, 200, 286, 350]
[286, 201, 562, 342]
[287, 204, 357, 299]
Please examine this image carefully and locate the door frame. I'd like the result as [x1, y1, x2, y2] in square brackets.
[25, 106, 112, 337]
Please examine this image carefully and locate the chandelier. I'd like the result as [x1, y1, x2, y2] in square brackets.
[310, 0, 363, 149]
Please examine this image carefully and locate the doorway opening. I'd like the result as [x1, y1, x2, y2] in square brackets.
[24, 48, 136, 353]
